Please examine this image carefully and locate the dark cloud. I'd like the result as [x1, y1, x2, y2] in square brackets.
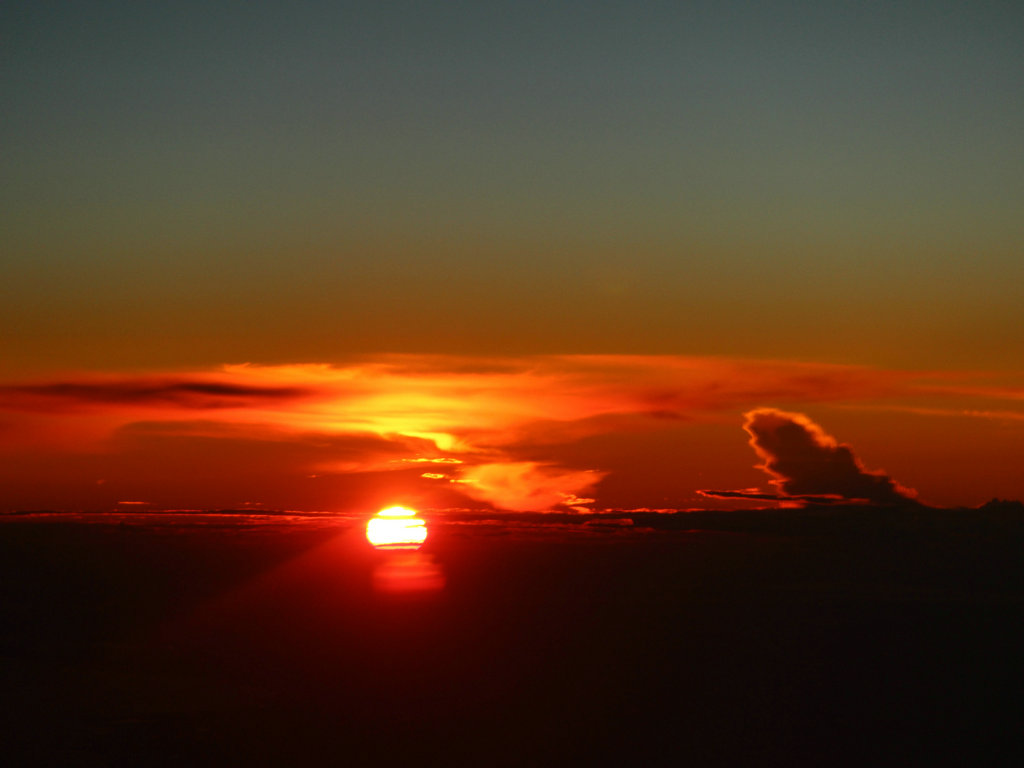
[0, 380, 313, 411]
[698, 489, 786, 502]
[739, 408, 916, 505]
[697, 489, 850, 504]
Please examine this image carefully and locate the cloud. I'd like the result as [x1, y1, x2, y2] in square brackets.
[1, 378, 312, 412]
[698, 489, 794, 502]
[455, 462, 606, 512]
[696, 489, 849, 504]
[737, 408, 917, 505]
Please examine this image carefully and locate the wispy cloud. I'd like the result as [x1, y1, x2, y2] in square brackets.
[2, 378, 312, 411]
[836, 404, 1024, 423]
[455, 462, 605, 513]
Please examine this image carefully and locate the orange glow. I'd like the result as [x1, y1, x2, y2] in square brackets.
[3, 355, 1024, 510]
[366, 506, 427, 549]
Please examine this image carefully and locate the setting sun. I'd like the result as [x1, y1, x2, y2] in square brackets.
[365, 506, 428, 549]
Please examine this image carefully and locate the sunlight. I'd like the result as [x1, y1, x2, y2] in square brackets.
[366, 505, 428, 549]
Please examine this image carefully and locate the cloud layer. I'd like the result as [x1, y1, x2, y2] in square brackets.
[0, 355, 1018, 510]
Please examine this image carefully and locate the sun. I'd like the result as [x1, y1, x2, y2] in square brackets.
[365, 505, 428, 549]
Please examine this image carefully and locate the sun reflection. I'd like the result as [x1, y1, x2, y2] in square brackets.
[366, 505, 428, 550]
[373, 551, 446, 595]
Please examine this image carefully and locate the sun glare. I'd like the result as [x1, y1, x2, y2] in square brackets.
[366, 506, 428, 549]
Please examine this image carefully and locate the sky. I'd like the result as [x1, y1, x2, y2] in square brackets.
[2, 1, 1022, 511]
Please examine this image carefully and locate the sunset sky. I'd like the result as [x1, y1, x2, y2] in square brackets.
[3, 1, 1022, 511]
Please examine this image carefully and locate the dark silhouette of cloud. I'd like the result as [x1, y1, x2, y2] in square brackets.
[701, 408, 917, 506]
[697, 489, 849, 504]
[0, 380, 313, 411]
[744, 408, 916, 504]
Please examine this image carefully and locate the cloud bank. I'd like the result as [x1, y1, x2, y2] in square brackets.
[1, 355, 1014, 511]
